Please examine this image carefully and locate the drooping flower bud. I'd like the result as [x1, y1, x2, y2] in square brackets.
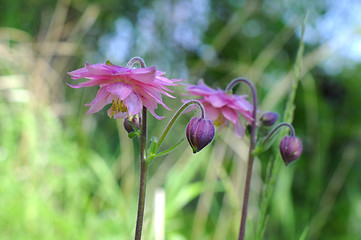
[186, 117, 215, 153]
[260, 112, 279, 127]
[123, 116, 139, 134]
[279, 136, 302, 166]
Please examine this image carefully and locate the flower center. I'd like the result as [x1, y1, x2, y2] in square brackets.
[109, 98, 128, 117]
[213, 115, 225, 126]
[113, 99, 128, 112]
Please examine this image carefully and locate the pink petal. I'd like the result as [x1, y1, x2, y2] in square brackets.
[124, 92, 143, 116]
[203, 103, 220, 121]
[135, 87, 158, 110]
[85, 63, 116, 76]
[155, 75, 182, 86]
[221, 107, 238, 124]
[66, 79, 116, 88]
[128, 66, 156, 83]
[147, 107, 164, 120]
[135, 88, 165, 120]
[234, 119, 245, 137]
[67, 66, 89, 78]
[105, 82, 133, 100]
[142, 88, 171, 110]
[86, 87, 112, 114]
[221, 107, 246, 137]
[204, 94, 227, 108]
[113, 111, 128, 119]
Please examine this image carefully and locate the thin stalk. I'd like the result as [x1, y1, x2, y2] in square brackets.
[226, 78, 257, 240]
[261, 122, 295, 145]
[134, 107, 148, 240]
[127, 57, 148, 240]
[157, 100, 205, 150]
[127, 56, 146, 68]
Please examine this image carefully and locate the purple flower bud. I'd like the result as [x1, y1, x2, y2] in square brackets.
[186, 117, 215, 153]
[279, 136, 302, 166]
[260, 112, 279, 127]
[123, 116, 139, 134]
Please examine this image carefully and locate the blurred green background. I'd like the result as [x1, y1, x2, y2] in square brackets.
[1, 0, 360, 239]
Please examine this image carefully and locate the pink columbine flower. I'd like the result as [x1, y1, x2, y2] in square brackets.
[185, 80, 253, 137]
[67, 62, 181, 119]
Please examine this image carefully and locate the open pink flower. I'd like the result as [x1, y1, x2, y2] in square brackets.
[67, 62, 181, 119]
[185, 80, 253, 137]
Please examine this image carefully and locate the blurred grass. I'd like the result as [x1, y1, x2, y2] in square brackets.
[0, 0, 360, 240]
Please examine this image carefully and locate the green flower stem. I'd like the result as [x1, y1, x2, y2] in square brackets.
[226, 78, 258, 240]
[127, 57, 148, 240]
[156, 100, 205, 151]
[260, 122, 295, 146]
[134, 107, 148, 240]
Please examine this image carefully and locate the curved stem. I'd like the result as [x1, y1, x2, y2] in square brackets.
[127, 56, 146, 68]
[226, 78, 258, 240]
[157, 100, 205, 150]
[134, 107, 148, 240]
[262, 122, 295, 145]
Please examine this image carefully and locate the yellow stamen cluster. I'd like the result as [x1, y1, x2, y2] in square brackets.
[109, 98, 128, 117]
[213, 115, 225, 126]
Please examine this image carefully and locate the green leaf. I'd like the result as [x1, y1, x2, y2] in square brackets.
[146, 138, 185, 164]
[153, 138, 185, 158]
[105, 60, 114, 66]
[147, 136, 158, 156]
[128, 130, 140, 138]
[299, 226, 309, 240]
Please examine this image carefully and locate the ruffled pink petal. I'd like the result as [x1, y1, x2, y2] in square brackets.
[135, 86, 171, 111]
[221, 107, 246, 137]
[124, 92, 143, 116]
[186, 80, 218, 96]
[204, 94, 227, 108]
[139, 83, 176, 99]
[135, 87, 158, 111]
[232, 96, 253, 112]
[156, 70, 166, 77]
[155, 74, 182, 86]
[221, 107, 238, 124]
[128, 66, 156, 83]
[112, 110, 128, 119]
[85, 63, 117, 76]
[147, 107, 164, 120]
[66, 79, 116, 88]
[144, 88, 172, 110]
[186, 86, 215, 96]
[234, 119, 245, 137]
[86, 87, 112, 114]
[134, 88, 165, 120]
[203, 103, 220, 121]
[105, 82, 133, 100]
[107, 106, 115, 118]
[105, 63, 128, 72]
[67, 67, 89, 78]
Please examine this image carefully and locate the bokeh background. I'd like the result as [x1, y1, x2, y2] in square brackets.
[1, 0, 360, 239]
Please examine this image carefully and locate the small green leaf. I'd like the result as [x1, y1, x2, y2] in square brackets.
[299, 226, 309, 240]
[128, 130, 140, 138]
[153, 138, 185, 158]
[147, 137, 158, 156]
[146, 138, 185, 164]
[105, 60, 114, 66]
